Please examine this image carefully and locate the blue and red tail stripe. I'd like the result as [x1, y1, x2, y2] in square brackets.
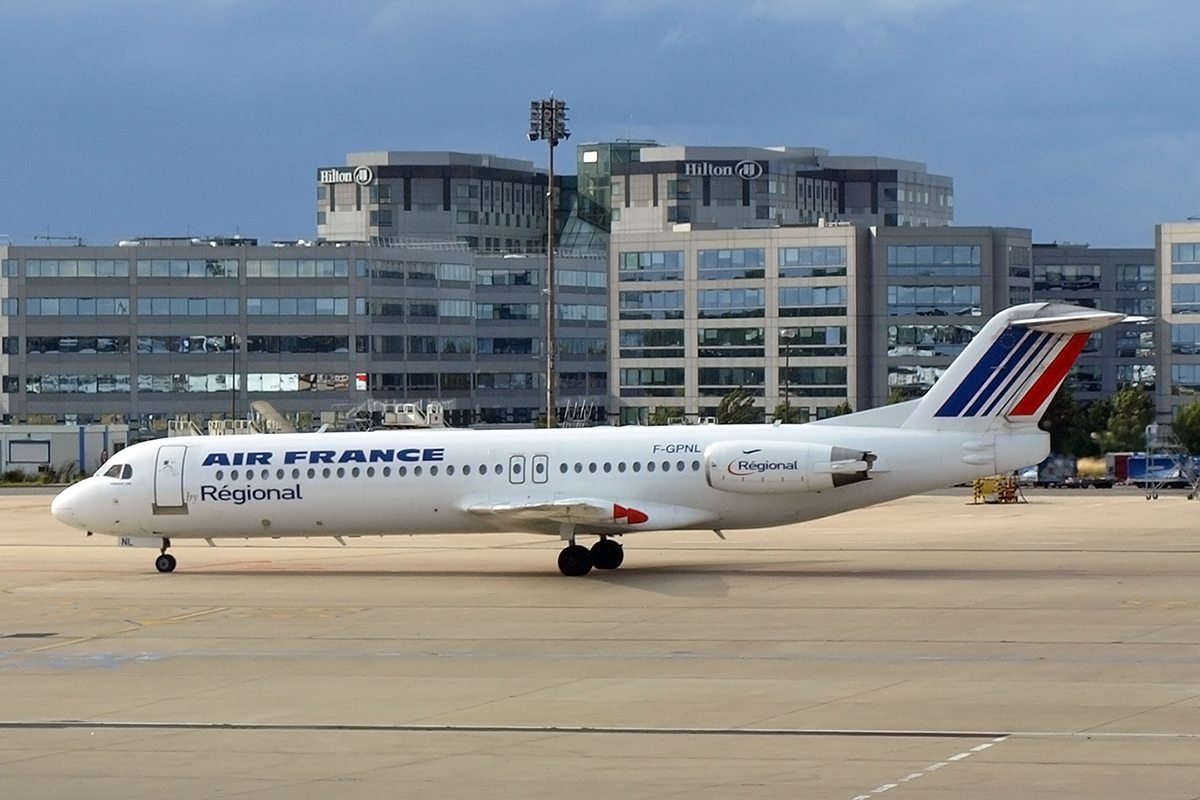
[934, 327, 1088, 418]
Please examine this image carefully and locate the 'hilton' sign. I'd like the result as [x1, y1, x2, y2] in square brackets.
[319, 166, 375, 186]
[682, 160, 764, 179]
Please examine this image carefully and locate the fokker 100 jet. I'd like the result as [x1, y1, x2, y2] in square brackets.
[52, 302, 1124, 576]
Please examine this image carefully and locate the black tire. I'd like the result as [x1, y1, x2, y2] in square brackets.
[557, 544, 593, 577]
[155, 553, 176, 573]
[590, 539, 624, 570]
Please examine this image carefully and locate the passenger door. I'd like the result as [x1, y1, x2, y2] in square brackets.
[154, 444, 188, 511]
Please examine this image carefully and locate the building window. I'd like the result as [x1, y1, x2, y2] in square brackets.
[1008, 245, 1031, 278]
[887, 365, 947, 399]
[1171, 325, 1200, 354]
[1, 298, 16, 316]
[887, 285, 981, 317]
[778, 286, 847, 317]
[1116, 264, 1155, 291]
[667, 180, 690, 200]
[1171, 283, 1200, 314]
[1116, 297, 1155, 316]
[1, 260, 16, 277]
[697, 248, 766, 280]
[1171, 243, 1200, 274]
[1033, 264, 1101, 291]
[476, 303, 538, 320]
[619, 329, 684, 359]
[697, 328, 765, 358]
[27, 259, 130, 278]
[1118, 329, 1155, 358]
[697, 288, 765, 318]
[619, 251, 683, 282]
[135, 259, 239, 278]
[618, 290, 683, 320]
[887, 325, 978, 357]
[477, 337, 536, 355]
[779, 366, 847, 397]
[779, 326, 847, 357]
[558, 304, 606, 322]
[478, 268, 535, 286]
[887, 245, 981, 277]
[28, 336, 131, 354]
[667, 205, 691, 223]
[243, 297, 347, 316]
[29, 297, 132, 316]
[699, 367, 764, 397]
[619, 368, 685, 398]
[778, 246, 847, 278]
[246, 259, 349, 278]
[1172, 364, 1200, 395]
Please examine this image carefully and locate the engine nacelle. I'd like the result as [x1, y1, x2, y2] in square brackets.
[704, 440, 874, 494]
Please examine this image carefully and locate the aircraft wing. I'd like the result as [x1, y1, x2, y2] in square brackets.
[465, 497, 718, 534]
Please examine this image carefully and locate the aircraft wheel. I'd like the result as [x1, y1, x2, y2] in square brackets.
[591, 539, 624, 570]
[557, 544, 593, 577]
[155, 553, 177, 573]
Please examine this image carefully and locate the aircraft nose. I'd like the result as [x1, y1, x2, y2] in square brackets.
[51, 485, 79, 527]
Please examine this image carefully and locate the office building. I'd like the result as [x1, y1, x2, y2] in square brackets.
[1156, 222, 1200, 418]
[609, 222, 1032, 423]
[315, 151, 576, 254]
[576, 143, 954, 238]
[0, 239, 607, 431]
[1030, 243, 1155, 403]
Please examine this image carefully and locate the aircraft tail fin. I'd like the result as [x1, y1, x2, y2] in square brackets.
[902, 303, 1129, 431]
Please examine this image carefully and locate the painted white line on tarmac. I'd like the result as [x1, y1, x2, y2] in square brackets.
[851, 736, 1009, 799]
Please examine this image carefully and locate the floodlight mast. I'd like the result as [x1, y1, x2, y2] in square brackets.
[528, 96, 569, 428]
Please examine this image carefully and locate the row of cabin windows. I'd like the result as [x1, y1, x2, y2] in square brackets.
[212, 459, 705, 483]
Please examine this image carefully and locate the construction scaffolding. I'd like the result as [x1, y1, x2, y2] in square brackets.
[1142, 423, 1200, 499]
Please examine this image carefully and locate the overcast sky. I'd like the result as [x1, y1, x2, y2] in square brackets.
[3, 0, 1198, 247]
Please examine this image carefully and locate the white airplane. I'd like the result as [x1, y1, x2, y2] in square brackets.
[52, 302, 1123, 576]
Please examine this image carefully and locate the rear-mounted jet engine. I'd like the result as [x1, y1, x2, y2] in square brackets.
[704, 441, 875, 494]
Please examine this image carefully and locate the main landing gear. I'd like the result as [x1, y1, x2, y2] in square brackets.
[557, 536, 624, 577]
[155, 538, 176, 573]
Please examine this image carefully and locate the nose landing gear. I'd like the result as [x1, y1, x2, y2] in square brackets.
[155, 538, 176, 573]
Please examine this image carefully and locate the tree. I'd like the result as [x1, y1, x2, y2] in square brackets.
[827, 400, 853, 417]
[717, 385, 758, 424]
[1171, 401, 1200, 455]
[1040, 382, 1102, 456]
[1095, 384, 1155, 453]
[771, 399, 805, 424]
[647, 406, 682, 426]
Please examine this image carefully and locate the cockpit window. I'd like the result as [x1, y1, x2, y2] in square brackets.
[104, 464, 123, 478]
[103, 464, 134, 480]
[121, 464, 133, 480]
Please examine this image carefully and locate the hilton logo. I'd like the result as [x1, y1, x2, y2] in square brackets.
[682, 160, 764, 180]
[319, 166, 375, 186]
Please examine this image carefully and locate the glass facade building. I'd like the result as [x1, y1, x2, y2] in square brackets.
[0, 240, 607, 431]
